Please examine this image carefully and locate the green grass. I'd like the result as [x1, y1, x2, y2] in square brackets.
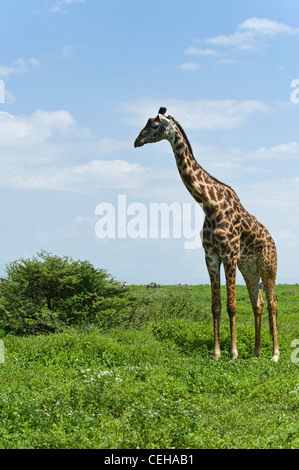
[0, 284, 298, 449]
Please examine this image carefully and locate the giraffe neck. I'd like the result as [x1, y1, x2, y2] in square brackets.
[168, 122, 221, 212]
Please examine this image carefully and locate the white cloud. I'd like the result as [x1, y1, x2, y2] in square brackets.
[190, 141, 299, 179]
[0, 109, 135, 189]
[0, 110, 80, 150]
[0, 109, 131, 163]
[121, 98, 272, 130]
[4, 90, 16, 104]
[228, 141, 299, 166]
[0, 58, 39, 78]
[219, 59, 237, 65]
[0, 158, 177, 193]
[0, 109, 175, 193]
[239, 17, 298, 36]
[205, 17, 299, 51]
[179, 62, 202, 71]
[50, 0, 86, 13]
[184, 47, 217, 56]
[0, 106, 295, 209]
[61, 45, 74, 60]
[250, 141, 299, 161]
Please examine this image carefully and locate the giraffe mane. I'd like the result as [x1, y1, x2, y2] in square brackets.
[168, 115, 238, 198]
[168, 116, 194, 157]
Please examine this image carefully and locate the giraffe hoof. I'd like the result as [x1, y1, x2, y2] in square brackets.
[230, 350, 238, 360]
[271, 354, 279, 363]
[213, 351, 221, 360]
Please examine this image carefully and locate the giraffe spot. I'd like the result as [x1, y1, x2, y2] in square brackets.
[182, 173, 195, 185]
[196, 170, 203, 181]
[175, 142, 184, 151]
[247, 234, 255, 244]
[176, 155, 184, 166]
[205, 205, 214, 218]
[219, 221, 229, 229]
[213, 231, 226, 241]
[203, 241, 213, 248]
[193, 194, 203, 204]
[208, 186, 217, 201]
[220, 200, 228, 210]
[242, 220, 250, 230]
[225, 208, 234, 218]
[216, 213, 223, 224]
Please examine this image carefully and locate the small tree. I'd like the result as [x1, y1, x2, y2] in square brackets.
[0, 251, 137, 334]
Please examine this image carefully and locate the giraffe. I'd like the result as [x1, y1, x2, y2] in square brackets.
[134, 107, 280, 362]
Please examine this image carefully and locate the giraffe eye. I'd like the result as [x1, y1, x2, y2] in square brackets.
[151, 123, 159, 129]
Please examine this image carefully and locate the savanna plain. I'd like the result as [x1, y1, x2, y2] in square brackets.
[0, 278, 298, 449]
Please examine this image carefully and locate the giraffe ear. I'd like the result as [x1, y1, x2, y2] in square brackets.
[158, 113, 170, 127]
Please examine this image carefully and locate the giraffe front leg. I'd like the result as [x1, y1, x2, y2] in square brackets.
[224, 259, 238, 359]
[205, 254, 221, 360]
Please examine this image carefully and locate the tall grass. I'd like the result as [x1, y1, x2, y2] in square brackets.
[0, 284, 298, 449]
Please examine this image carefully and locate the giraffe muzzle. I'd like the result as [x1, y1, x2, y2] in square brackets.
[134, 137, 144, 148]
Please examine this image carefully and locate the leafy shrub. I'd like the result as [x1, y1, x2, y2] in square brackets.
[0, 251, 139, 335]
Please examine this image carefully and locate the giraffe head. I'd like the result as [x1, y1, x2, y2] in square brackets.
[134, 107, 174, 148]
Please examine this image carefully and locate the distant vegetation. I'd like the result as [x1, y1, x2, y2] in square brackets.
[0, 253, 298, 448]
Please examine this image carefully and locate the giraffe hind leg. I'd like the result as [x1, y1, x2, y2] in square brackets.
[240, 267, 264, 358]
[259, 242, 280, 362]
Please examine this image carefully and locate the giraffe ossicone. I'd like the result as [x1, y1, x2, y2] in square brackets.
[134, 107, 280, 362]
[158, 107, 167, 115]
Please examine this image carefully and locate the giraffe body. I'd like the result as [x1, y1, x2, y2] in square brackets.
[134, 108, 279, 361]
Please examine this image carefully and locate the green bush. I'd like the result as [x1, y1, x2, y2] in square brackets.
[0, 251, 138, 335]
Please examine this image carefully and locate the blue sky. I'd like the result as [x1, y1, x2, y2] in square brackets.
[0, 0, 298, 284]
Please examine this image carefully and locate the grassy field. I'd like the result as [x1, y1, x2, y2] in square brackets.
[0, 284, 298, 449]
